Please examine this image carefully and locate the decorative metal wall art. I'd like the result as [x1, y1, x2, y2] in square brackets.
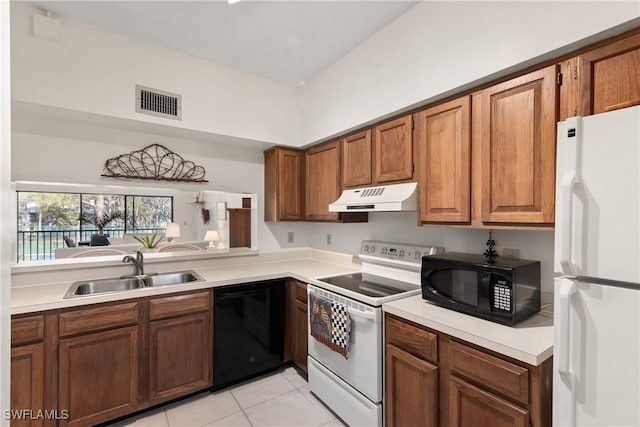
[101, 144, 208, 183]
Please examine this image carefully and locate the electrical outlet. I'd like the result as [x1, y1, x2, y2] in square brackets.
[287, 232, 294, 243]
[503, 248, 520, 259]
[326, 234, 332, 245]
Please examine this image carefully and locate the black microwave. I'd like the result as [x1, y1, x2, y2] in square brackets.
[421, 252, 540, 325]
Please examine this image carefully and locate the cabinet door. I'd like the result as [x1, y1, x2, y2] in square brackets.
[342, 129, 372, 188]
[11, 343, 44, 427]
[305, 141, 341, 221]
[575, 32, 640, 117]
[416, 96, 471, 223]
[448, 376, 529, 427]
[374, 115, 414, 184]
[228, 208, 251, 248]
[293, 299, 308, 373]
[480, 65, 557, 224]
[264, 148, 303, 222]
[59, 326, 139, 427]
[149, 312, 212, 405]
[385, 344, 438, 427]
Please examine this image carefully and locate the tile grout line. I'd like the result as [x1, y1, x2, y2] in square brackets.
[231, 372, 299, 412]
[164, 408, 170, 427]
[228, 388, 254, 427]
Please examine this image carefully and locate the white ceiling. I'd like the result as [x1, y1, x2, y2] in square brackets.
[23, 0, 418, 86]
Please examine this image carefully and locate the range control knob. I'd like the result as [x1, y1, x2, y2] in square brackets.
[414, 251, 422, 260]
[369, 245, 376, 253]
[363, 244, 370, 253]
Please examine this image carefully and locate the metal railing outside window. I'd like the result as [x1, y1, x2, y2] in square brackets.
[16, 191, 173, 262]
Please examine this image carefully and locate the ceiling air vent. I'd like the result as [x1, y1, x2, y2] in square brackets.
[135, 85, 182, 120]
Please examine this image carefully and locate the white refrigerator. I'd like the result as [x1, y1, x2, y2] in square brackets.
[554, 105, 640, 427]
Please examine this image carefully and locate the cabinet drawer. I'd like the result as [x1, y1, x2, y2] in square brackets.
[295, 283, 307, 303]
[386, 316, 437, 363]
[150, 291, 211, 321]
[449, 340, 529, 404]
[11, 315, 45, 345]
[59, 302, 139, 337]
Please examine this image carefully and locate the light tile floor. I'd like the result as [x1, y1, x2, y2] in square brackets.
[107, 367, 347, 427]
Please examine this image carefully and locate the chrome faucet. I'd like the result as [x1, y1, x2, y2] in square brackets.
[122, 251, 144, 277]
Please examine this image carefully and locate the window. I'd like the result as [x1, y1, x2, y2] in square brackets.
[16, 191, 173, 262]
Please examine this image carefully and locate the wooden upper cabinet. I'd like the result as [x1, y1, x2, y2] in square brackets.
[479, 65, 558, 224]
[264, 147, 303, 222]
[415, 96, 471, 224]
[374, 115, 415, 184]
[305, 141, 341, 221]
[563, 31, 640, 119]
[342, 129, 372, 188]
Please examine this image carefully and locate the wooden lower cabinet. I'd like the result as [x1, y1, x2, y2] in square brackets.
[293, 299, 308, 372]
[58, 326, 139, 427]
[448, 376, 529, 427]
[149, 312, 212, 404]
[285, 279, 308, 373]
[10, 315, 46, 427]
[10, 289, 215, 427]
[385, 344, 438, 427]
[384, 313, 551, 427]
[11, 343, 45, 427]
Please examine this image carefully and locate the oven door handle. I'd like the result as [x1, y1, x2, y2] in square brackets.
[347, 306, 377, 321]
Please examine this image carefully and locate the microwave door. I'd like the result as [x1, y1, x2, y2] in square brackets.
[423, 268, 483, 309]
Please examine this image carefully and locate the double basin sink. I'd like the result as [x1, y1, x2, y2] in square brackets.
[63, 270, 205, 299]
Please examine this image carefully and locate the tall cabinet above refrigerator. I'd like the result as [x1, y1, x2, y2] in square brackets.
[554, 105, 640, 427]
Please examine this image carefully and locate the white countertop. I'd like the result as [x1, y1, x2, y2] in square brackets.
[11, 249, 359, 315]
[383, 295, 553, 366]
[12, 248, 554, 367]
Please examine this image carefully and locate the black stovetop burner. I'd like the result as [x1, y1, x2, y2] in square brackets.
[318, 272, 416, 298]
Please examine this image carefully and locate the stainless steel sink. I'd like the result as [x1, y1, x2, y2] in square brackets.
[143, 271, 202, 287]
[63, 270, 205, 298]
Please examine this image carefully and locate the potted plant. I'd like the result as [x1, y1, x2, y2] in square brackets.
[79, 211, 124, 236]
[133, 234, 165, 252]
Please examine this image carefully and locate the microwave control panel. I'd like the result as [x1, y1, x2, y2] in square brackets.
[492, 277, 513, 312]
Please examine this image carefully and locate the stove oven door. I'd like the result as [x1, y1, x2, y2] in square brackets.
[307, 285, 382, 403]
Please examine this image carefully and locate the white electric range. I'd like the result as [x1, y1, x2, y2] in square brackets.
[307, 240, 443, 427]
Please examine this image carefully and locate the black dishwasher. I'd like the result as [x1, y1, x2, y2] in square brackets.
[213, 279, 285, 390]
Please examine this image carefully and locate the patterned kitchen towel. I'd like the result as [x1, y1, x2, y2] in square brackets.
[309, 292, 351, 358]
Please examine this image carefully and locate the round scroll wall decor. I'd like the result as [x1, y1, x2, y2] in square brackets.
[101, 144, 208, 183]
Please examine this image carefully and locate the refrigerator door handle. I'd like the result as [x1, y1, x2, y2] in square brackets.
[557, 278, 577, 377]
[558, 117, 581, 276]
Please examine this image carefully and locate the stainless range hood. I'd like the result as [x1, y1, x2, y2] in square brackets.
[328, 182, 417, 212]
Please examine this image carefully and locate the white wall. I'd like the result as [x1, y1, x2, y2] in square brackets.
[10, 2, 640, 147]
[10, 3, 301, 146]
[0, 0, 11, 422]
[303, 212, 555, 294]
[300, 1, 640, 143]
